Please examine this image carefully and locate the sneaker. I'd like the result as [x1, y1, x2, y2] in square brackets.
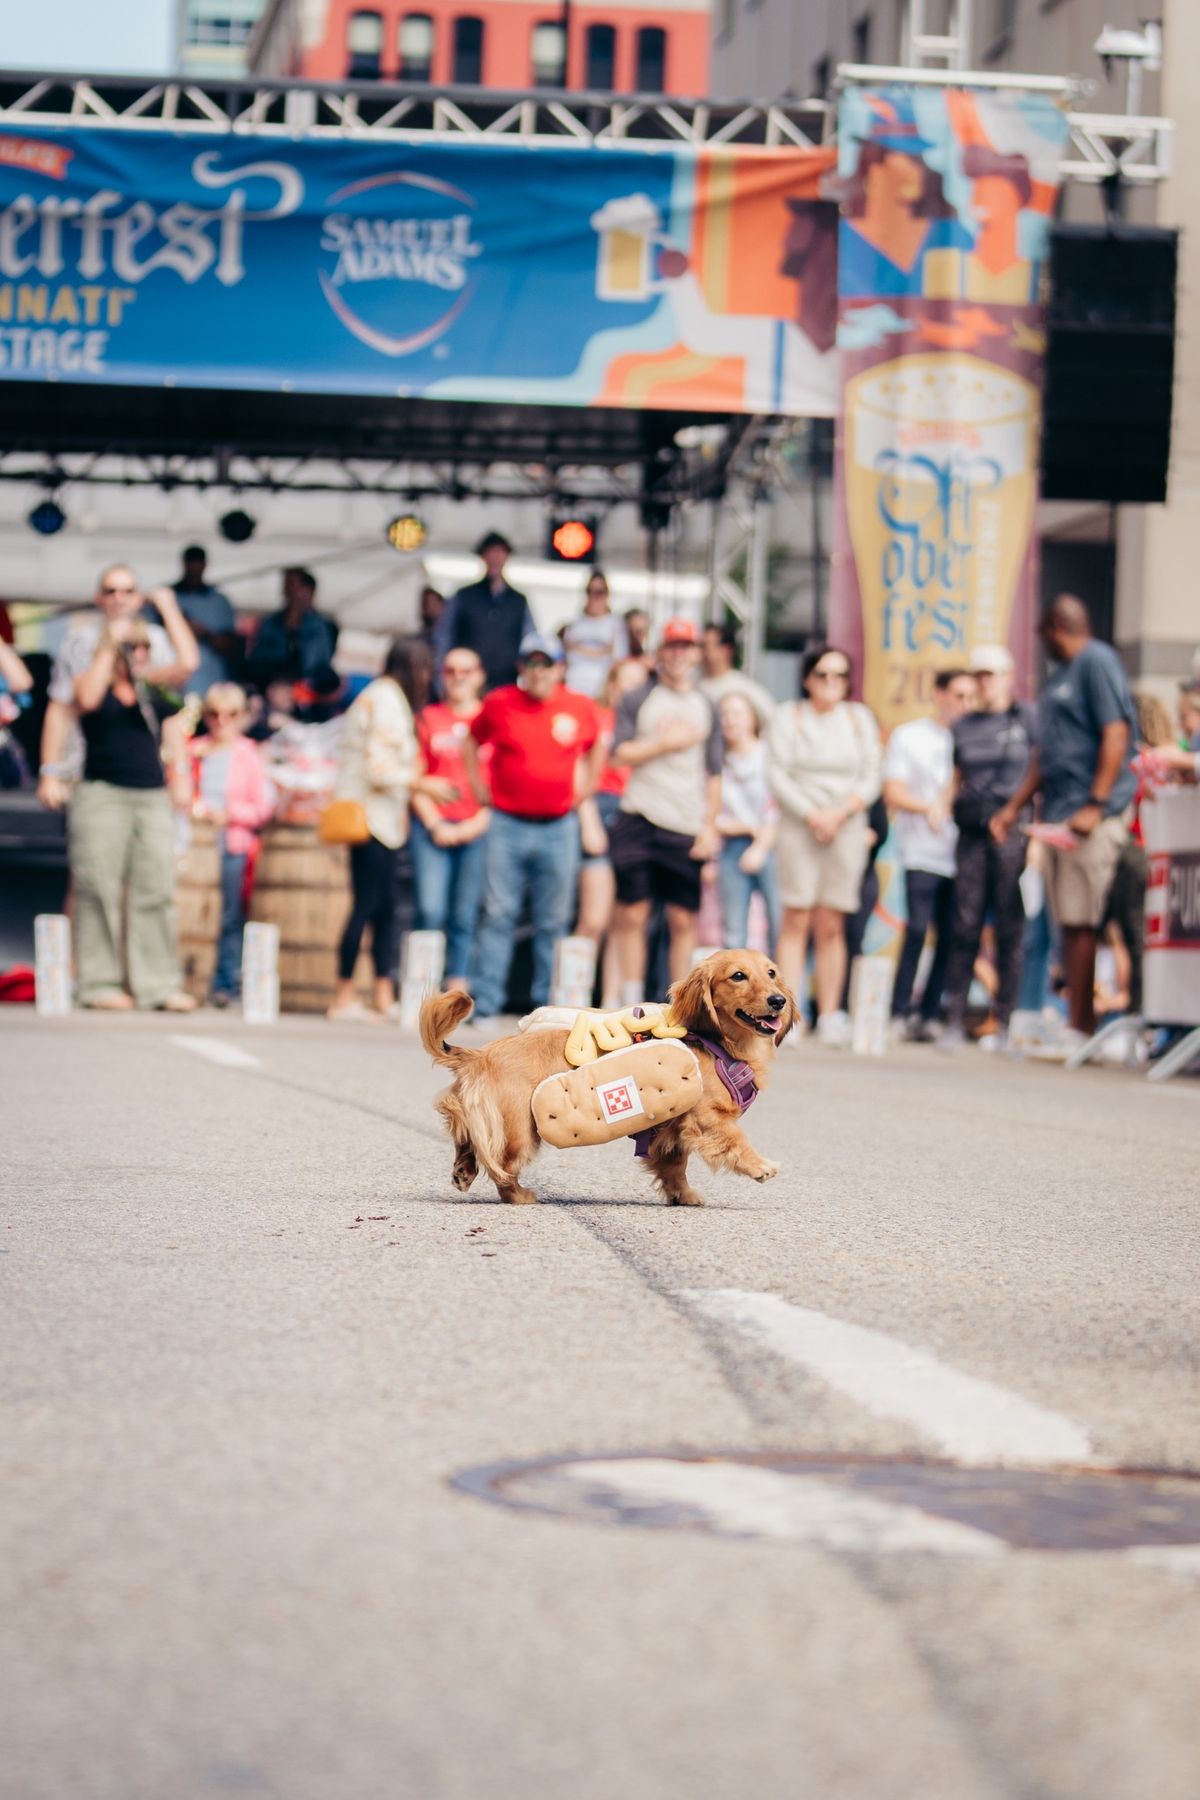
[908, 1017, 941, 1045]
[815, 1010, 851, 1049]
[980, 1027, 1010, 1055]
[936, 1024, 968, 1054]
[211, 991, 232, 1010]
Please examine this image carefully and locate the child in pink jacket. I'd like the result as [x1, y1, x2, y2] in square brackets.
[192, 683, 275, 1006]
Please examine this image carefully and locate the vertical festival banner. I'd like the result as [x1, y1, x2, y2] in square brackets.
[829, 85, 1069, 729]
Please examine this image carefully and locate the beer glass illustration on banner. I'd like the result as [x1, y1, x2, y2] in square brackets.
[590, 194, 664, 301]
[844, 353, 1038, 729]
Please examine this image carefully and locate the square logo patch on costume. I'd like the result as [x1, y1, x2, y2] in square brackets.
[596, 1075, 644, 1122]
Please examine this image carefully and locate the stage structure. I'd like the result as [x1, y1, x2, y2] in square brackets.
[0, 68, 1173, 675]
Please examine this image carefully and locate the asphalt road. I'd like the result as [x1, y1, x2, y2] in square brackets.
[3, 1009, 1199, 1800]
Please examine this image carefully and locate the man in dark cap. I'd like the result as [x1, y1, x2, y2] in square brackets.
[164, 544, 239, 695]
[433, 531, 535, 692]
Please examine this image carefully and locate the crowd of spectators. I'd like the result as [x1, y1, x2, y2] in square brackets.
[5, 526, 1200, 1049]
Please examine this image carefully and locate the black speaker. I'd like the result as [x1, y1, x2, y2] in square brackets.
[1042, 223, 1177, 504]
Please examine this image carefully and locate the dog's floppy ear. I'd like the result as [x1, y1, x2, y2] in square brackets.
[777, 976, 801, 1042]
[668, 962, 720, 1038]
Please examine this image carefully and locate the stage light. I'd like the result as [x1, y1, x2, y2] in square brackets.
[219, 509, 257, 543]
[28, 499, 67, 536]
[386, 513, 428, 552]
[547, 515, 597, 563]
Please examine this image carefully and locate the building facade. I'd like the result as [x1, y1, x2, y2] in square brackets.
[711, 0, 1197, 692]
[249, 0, 710, 94]
[176, 0, 267, 78]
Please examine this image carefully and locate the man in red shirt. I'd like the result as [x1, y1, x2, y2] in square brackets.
[463, 632, 602, 1017]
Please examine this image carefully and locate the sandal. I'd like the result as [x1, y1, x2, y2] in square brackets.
[83, 990, 134, 1011]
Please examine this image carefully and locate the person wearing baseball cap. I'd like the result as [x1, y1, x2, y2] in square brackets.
[462, 628, 602, 1018]
[938, 642, 1037, 1053]
[432, 529, 535, 693]
[608, 615, 722, 1001]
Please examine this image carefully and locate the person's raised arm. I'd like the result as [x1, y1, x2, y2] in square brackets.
[0, 639, 32, 694]
[74, 629, 123, 714]
[145, 586, 200, 684]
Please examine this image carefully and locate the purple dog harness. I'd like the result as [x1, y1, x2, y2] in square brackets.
[633, 1032, 757, 1158]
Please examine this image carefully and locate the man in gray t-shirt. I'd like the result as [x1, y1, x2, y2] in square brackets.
[607, 617, 722, 1001]
[993, 594, 1137, 1037]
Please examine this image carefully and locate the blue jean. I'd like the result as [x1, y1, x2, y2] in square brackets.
[409, 815, 488, 983]
[472, 809, 580, 1016]
[718, 837, 780, 950]
[214, 844, 248, 996]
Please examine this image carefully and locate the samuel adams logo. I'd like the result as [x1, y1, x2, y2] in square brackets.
[318, 170, 481, 357]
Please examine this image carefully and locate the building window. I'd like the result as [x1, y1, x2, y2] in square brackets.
[585, 23, 616, 91]
[531, 20, 566, 87]
[851, 13, 871, 63]
[398, 12, 434, 80]
[635, 26, 667, 92]
[452, 15, 485, 83]
[346, 9, 383, 78]
[187, 16, 256, 46]
[812, 54, 831, 98]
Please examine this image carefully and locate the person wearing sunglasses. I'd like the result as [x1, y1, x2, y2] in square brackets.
[410, 649, 492, 993]
[191, 684, 275, 1008]
[39, 564, 199, 813]
[68, 614, 196, 1011]
[768, 644, 882, 1046]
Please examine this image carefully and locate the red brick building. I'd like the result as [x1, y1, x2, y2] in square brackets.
[249, 0, 710, 95]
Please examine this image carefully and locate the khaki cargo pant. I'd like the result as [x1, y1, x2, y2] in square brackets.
[68, 780, 181, 1008]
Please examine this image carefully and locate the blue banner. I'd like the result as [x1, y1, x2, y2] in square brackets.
[0, 126, 838, 414]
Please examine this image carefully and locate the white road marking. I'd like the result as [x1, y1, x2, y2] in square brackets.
[681, 1289, 1093, 1468]
[169, 1035, 261, 1070]
[555, 1459, 1006, 1556]
[1125, 1545, 1200, 1576]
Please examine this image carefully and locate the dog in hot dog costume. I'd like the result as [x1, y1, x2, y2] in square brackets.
[420, 950, 796, 1206]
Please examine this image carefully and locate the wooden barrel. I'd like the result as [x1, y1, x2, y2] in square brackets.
[248, 823, 372, 1012]
[175, 820, 222, 1003]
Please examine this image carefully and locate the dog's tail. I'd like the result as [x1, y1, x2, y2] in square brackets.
[420, 989, 477, 1069]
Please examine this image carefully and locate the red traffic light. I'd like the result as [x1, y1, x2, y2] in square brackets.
[548, 517, 596, 562]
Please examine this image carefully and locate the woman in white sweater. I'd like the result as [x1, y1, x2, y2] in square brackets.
[768, 645, 882, 1045]
[327, 639, 432, 1021]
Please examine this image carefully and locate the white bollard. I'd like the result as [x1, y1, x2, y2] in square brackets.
[551, 935, 597, 1008]
[34, 914, 72, 1016]
[398, 929, 446, 1032]
[241, 922, 280, 1025]
[849, 955, 894, 1056]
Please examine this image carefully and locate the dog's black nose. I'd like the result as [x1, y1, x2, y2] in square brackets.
[767, 992, 787, 1012]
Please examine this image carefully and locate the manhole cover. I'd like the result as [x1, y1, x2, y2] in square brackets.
[452, 1452, 1200, 1558]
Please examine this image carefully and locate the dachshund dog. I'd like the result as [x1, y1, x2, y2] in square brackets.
[420, 949, 796, 1206]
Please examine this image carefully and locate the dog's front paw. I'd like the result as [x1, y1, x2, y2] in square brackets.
[752, 1159, 779, 1183]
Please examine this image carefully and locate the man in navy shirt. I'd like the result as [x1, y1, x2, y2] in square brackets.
[993, 595, 1137, 1037]
[433, 532, 534, 693]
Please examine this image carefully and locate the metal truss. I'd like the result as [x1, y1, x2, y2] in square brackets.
[0, 65, 1168, 182]
[0, 447, 653, 507]
[0, 69, 829, 151]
